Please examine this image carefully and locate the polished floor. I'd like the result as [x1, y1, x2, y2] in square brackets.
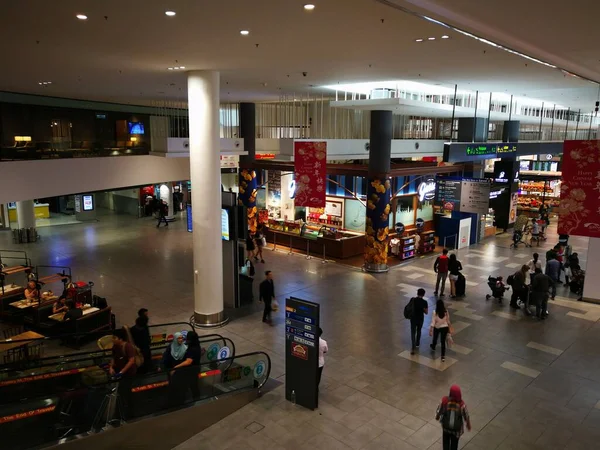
[1, 211, 599, 449]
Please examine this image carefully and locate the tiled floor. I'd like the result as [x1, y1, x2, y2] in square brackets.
[1, 211, 598, 449]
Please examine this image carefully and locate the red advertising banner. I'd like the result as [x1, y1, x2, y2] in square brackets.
[294, 141, 327, 207]
[558, 140, 600, 237]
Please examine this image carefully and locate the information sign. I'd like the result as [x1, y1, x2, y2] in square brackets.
[285, 297, 320, 410]
[435, 178, 490, 215]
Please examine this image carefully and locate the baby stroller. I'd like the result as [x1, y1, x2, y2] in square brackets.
[510, 228, 531, 249]
[486, 276, 509, 303]
[569, 268, 585, 297]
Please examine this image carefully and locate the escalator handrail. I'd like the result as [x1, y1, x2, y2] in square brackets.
[0, 350, 272, 407]
[0, 333, 235, 375]
[0, 321, 197, 347]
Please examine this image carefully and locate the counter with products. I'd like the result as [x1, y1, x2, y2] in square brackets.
[517, 179, 560, 217]
[265, 225, 365, 259]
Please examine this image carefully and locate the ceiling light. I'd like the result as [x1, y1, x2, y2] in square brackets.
[168, 67, 174, 70]
[240, 30, 249, 36]
[179, 66, 185, 69]
[304, 4, 316, 10]
[441, 35, 449, 39]
[428, 37, 436, 40]
[165, 11, 176, 17]
[173, 67, 180, 70]
[415, 38, 423, 42]
[76, 14, 87, 20]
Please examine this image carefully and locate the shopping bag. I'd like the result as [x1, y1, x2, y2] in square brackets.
[271, 299, 279, 312]
[446, 334, 454, 348]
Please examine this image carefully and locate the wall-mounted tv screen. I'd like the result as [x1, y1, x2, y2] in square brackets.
[128, 122, 145, 135]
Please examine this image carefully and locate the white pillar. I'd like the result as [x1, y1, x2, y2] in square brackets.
[16, 200, 36, 229]
[188, 71, 227, 326]
[583, 238, 600, 303]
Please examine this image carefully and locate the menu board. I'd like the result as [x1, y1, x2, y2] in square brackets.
[285, 297, 320, 410]
[436, 178, 490, 214]
[460, 179, 491, 214]
[325, 200, 343, 217]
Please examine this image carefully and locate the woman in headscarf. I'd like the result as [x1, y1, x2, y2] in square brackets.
[162, 332, 188, 370]
[435, 384, 471, 450]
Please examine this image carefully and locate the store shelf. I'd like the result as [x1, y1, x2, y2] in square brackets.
[419, 231, 435, 254]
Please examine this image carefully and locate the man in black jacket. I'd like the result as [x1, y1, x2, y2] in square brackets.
[259, 271, 275, 324]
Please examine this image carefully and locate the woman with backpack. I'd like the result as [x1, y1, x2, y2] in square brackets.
[435, 384, 472, 450]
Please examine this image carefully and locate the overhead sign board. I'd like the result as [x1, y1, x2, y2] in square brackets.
[444, 141, 562, 163]
[435, 177, 490, 214]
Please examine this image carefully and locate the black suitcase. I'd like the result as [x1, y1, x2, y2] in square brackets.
[455, 274, 466, 297]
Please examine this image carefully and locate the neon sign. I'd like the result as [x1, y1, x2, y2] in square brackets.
[417, 179, 436, 202]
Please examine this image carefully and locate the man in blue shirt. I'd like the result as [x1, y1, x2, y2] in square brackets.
[545, 256, 561, 300]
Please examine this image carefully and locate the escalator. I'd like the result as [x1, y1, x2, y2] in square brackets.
[0, 323, 271, 450]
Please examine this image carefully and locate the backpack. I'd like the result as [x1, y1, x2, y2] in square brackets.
[442, 400, 463, 432]
[124, 325, 145, 368]
[403, 297, 415, 319]
[506, 274, 514, 286]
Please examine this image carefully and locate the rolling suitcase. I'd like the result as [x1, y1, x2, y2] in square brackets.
[455, 274, 466, 297]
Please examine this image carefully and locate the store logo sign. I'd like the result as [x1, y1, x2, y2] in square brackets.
[417, 180, 436, 202]
[289, 179, 296, 199]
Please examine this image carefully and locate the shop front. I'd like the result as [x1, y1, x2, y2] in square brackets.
[245, 160, 465, 263]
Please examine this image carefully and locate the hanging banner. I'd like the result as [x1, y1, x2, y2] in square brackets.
[238, 169, 258, 233]
[558, 140, 600, 237]
[365, 177, 391, 268]
[293, 141, 327, 207]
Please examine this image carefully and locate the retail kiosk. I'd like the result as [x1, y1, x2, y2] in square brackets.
[245, 160, 465, 260]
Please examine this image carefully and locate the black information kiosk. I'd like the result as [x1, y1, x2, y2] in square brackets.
[285, 296, 320, 410]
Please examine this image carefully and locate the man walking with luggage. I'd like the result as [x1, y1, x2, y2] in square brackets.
[408, 288, 429, 355]
[434, 249, 450, 297]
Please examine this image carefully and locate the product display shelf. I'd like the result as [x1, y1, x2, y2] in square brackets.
[399, 235, 417, 260]
[419, 231, 435, 254]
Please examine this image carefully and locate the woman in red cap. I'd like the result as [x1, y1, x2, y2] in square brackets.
[435, 384, 472, 450]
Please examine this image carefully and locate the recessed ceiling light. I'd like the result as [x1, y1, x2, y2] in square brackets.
[415, 38, 424, 42]
[441, 35, 449, 39]
[240, 30, 249, 36]
[76, 14, 87, 20]
[428, 37, 436, 40]
[304, 4, 316, 10]
[165, 11, 176, 17]
[168, 67, 174, 70]
[173, 67, 180, 70]
[179, 66, 185, 69]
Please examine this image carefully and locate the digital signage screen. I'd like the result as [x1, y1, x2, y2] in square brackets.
[221, 209, 230, 241]
[82, 195, 94, 211]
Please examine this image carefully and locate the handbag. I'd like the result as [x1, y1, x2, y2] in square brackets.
[446, 333, 454, 348]
[261, 237, 267, 247]
[271, 299, 279, 312]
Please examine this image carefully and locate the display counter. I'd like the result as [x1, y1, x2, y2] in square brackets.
[8, 203, 50, 221]
[265, 227, 365, 259]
